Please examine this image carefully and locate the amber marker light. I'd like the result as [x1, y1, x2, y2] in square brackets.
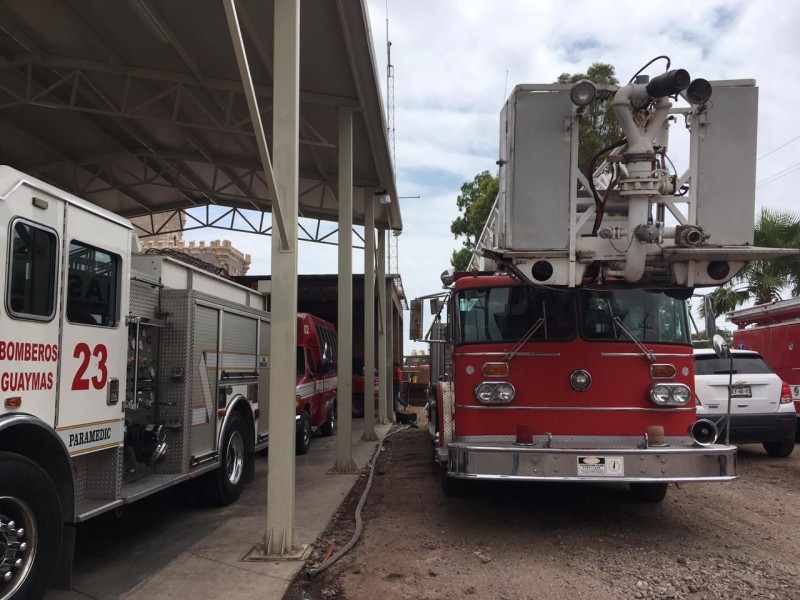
[650, 364, 677, 379]
[482, 362, 509, 377]
[5, 397, 22, 409]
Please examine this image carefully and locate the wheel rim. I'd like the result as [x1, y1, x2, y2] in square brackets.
[329, 407, 336, 430]
[0, 497, 36, 599]
[225, 430, 245, 486]
[303, 418, 311, 446]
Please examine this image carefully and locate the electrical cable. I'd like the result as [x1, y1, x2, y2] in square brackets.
[758, 134, 800, 161]
[756, 161, 800, 188]
[586, 137, 626, 234]
[627, 55, 671, 84]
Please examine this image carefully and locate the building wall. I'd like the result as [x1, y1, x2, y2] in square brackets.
[131, 213, 252, 276]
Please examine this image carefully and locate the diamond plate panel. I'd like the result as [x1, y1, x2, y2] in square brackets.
[442, 382, 454, 446]
[72, 446, 123, 501]
[129, 270, 161, 318]
[158, 289, 193, 474]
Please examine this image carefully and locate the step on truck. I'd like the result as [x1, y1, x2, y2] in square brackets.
[0, 166, 271, 599]
[414, 60, 796, 502]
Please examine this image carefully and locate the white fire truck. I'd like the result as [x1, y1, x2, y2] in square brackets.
[0, 167, 271, 599]
[415, 62, 794, 502]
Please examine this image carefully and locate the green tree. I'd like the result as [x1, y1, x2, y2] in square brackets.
[705, 207, 800, 315]
[450, 170, 499, 271]
[556, 63, 623, 173]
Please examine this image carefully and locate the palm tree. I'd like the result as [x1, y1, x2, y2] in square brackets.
[707, 207, 800, 315]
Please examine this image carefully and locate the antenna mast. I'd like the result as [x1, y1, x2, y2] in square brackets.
[385, 2, 399, 275]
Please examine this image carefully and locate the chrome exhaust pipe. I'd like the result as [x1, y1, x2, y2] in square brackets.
[689, 419, 719, 446]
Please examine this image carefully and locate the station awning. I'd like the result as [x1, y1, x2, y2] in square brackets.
[0, 0, 401, 232]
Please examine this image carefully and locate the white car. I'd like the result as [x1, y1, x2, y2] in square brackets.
[694, 348, 797, 457]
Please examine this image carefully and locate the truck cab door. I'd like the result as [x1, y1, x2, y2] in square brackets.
[56, 204, 130, 457]
[0, 177, 65, 425]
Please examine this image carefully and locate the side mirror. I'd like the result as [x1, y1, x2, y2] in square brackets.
[410, 299, 423, 340]
[712, 334, 730, 359]
[703, 294, 716, 340]
[430, 298, 442, 315]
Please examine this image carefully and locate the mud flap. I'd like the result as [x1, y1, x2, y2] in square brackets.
[51, 523, 76, 590]
[243, 452, 256, 484]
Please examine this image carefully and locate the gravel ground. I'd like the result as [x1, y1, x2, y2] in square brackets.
[285, 408, 800, 600]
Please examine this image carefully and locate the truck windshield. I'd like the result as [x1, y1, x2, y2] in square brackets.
[579, 289, 689, 344]
[454, 286, 575, 343]
[454, 286, 689, 345]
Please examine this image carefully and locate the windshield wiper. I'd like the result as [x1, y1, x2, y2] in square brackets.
[504, 318, 545, 362]
[612, 317, 656, 363]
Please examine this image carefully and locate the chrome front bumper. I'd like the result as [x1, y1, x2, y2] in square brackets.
[441, 440, 737, 483]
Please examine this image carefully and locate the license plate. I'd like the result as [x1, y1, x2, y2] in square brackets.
[730, 385, 752, 398]
[577, 456, 624, 477]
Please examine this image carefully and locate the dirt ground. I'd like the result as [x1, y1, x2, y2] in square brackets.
[285, 407, 800, 600]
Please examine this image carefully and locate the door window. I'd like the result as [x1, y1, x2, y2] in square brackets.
[7, 219, 58, 320]
[66, 241, 120, 327]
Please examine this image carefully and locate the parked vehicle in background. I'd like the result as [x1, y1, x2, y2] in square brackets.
[728, 299, 800, 439]
[295, 314, 338, 454]
[694, 348, 796, 457]
[351, 357, 379, 418]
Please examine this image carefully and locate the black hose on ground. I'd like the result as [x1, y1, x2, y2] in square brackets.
[306, 425, 411, 578]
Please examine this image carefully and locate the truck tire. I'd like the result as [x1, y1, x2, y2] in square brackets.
[629, 482, 669, 502]
[320, 403, 336, 437]
[296, 412, 312, 455]
[201, 413, 248, 506]
[763, 437, 795, 458]
[0, 451, 62, 600]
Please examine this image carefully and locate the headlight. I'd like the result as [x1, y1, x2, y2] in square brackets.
[569, 369, 592, 392]
[648, 383, 691, 406]
[650, 384, 671, 404]
[475, 383, 496, 403]
[496, 383, 515, 402]
[671, 385, 691, 405]
[474, 382, 515, 404]
[570, 79, 596, 107]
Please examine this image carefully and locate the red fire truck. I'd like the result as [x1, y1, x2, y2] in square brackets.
[415, 63, 793, 502]
[728, 299, 800, 433]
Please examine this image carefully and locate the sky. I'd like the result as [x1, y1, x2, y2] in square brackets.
[186, 0, 800, 352]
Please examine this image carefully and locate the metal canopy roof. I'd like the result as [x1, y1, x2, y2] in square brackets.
[0, 0, 401, 235]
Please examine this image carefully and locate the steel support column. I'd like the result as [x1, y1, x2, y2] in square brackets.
[362, 194, 377, 441]
[262, 0, 300, 557]
[377, 229, 389, 424]
[335, 106, 357, 472]
[222, 0, 289, 249]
